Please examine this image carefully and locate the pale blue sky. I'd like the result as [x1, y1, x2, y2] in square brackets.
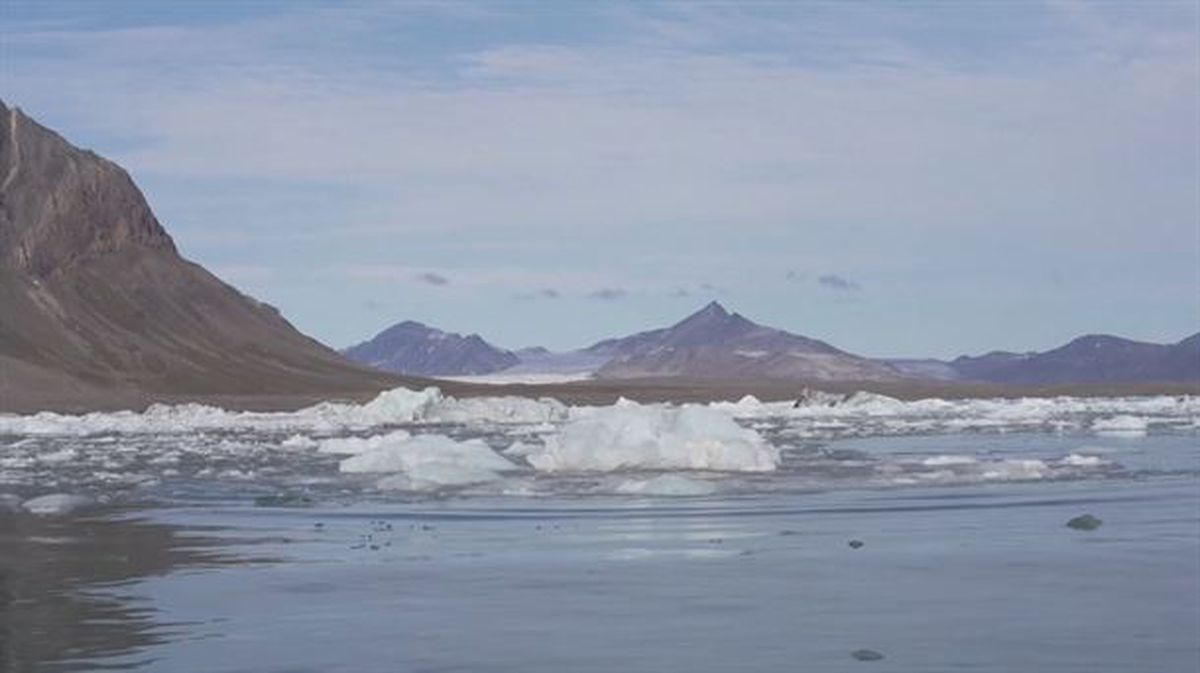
[2, 1, 1197, 357]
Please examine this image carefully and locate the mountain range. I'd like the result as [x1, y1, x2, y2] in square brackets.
[947, 333, 1199, 384]
[0, 101, 402, 411]
[354, 304, 1198, 386]
[343, 321, 519, 376]
[587, 301, 902, 381]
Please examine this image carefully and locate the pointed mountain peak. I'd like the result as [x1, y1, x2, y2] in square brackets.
[673, 300, 755, 330]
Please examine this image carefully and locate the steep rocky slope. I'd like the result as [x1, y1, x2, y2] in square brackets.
[0, 101, 402, 410]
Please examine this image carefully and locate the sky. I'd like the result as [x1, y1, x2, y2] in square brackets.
[2, 0, 1197, 358]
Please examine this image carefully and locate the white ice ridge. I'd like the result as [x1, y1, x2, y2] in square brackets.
[0, 387, 565, 436]
[1092, 415, 1150, 435]
[0, 386, 1195, 438]
[512, 400, 778, 473]
[334, 433, 521, 491]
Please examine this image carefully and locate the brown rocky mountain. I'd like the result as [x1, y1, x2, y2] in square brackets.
[949, 333, 1200, 384]
[593, 302, 903, 381]
[343, 320, 520, 376]
[0, 101, 403, 411]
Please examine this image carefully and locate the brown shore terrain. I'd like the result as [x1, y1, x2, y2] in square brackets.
[3, 375, 1196, 416]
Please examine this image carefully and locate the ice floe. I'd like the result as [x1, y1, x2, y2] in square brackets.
[518, 402, 778, 473]
[337, 433, 520, 491]
[613, 474, 719, 496]
[0, 387, 1194, 500]
[1092, 415, 1150, 435]
[21, 493, 94, 515]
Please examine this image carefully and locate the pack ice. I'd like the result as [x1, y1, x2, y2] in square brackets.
[513, 401, 779, 473]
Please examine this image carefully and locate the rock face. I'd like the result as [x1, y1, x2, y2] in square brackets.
[343, 321, 519, 376]
[951, 333, 1200, 384]
[0, 101, 401, 410]
[592, 302, 903, 381]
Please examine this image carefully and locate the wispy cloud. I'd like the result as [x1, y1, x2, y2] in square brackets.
[416, 272, 450, 286]
[588, 288, 628, 301]
[817, 274, 862, 292]
[514, 288, 561, 301]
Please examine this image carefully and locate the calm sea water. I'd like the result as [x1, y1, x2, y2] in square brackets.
[10, 429, 1196, 673]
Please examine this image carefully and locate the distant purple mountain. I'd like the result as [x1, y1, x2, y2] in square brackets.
[591, 302, 903, 381]
[343, 321, 518, 376]
[949, 332, 1200, 384]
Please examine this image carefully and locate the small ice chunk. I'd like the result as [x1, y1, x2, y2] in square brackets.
[280, 434, 318, 450]
[339, 434, 518, 490]
[920, 455, 977, 467]
[21, 493, 94, 516]
[614, 474, 718, 496]
[318, 430, 412, 455]
[36, 448, 78, 464]
[376, 464, 503, 491]
[1092, 415, 1149, 435]
[980, 459, 1049, 481]
[1059, 453, 1108, 467]
[0, 493, 23, 512]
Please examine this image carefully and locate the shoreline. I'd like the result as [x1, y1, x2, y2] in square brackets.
[2, 376, 1197, 415]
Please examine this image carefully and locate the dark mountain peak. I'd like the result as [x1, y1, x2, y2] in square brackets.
[591, 301, 900, 381]
[1177, 332, 1200, 348]
[1, 99, 177, 278]
[952, 331, 1199, 384]
[1062, 334, 1139, 349]
[517, 346, 551, 357]
[385, 320, 431, 332]
[673, 301, 752, 329]
[344, 319, 518, 376]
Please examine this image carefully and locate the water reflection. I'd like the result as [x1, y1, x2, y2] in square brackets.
[0, 510, 236, 671]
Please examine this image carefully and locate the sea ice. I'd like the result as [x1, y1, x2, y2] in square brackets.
[338, 433, 520, 490]
[21, 493, 94, 515]
[519, 402, 778, 473]
[613, 474, 719, 496]
[1059, 453, 1110, 467]
[318, 430, 413, 455]
[1092, 415, 1149, 435]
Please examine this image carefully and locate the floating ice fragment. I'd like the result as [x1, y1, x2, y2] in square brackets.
[1059, 453, 1109, 467]
[614, 474, 718, 496]
[36, 448, 78, 464]
[522, 402, 777, 473]
[376, 463, 504, 491]
[21, 493, 94, 516]
[424, 396, 568, 425]
[339, 434, 519, 491]
[979, 459, 1050, 481]
[1092, 415, 1149, 435]
[280, 434, 318, 450]
[920, 455, 977, 467]
[319, 430, 412, 455]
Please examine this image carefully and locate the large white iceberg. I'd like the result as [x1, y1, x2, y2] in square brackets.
[517, 401, 778, 473]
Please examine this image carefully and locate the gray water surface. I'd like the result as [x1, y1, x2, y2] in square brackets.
[28, 431, 1197, 673]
